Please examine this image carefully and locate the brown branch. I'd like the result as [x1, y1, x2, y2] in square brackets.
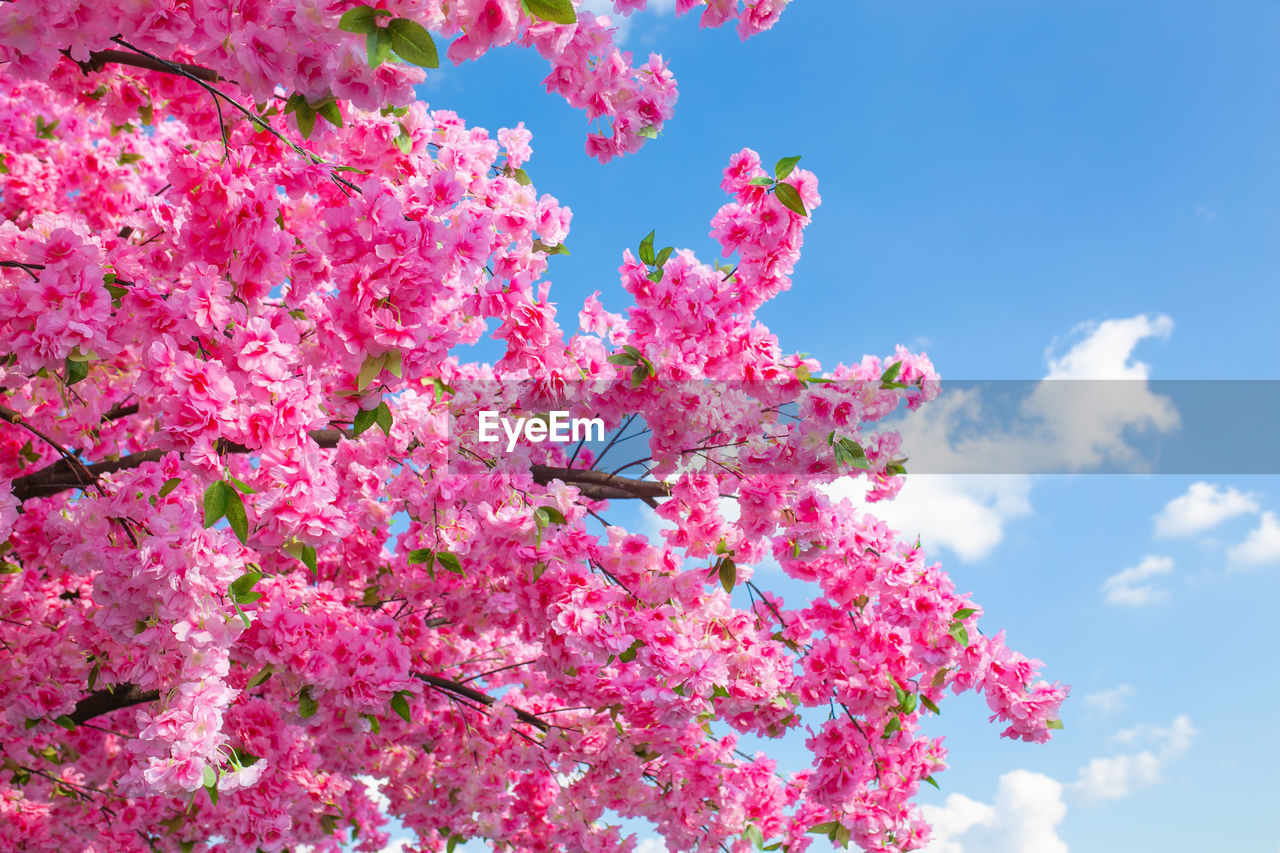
[414, 673, 550, 732]
[11, 430, 669, 504]
[531, 464, 670, 503]
[69, 685, 159, 725]
[73, 49, 222, 83]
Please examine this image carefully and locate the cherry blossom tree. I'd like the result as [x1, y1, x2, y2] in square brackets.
[0, 2, 1068, 851]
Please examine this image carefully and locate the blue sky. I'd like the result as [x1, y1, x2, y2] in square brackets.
[387, 3, 1280, 851]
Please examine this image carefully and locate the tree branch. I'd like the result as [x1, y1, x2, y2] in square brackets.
[10, 431, 669, 504]
[69, 685, 160, 725]
[67, 675, 552, 734]
[414, 673, 549, 732]
[73, 49, 222, 83]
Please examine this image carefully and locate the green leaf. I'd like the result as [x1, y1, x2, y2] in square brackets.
[718, 557, 736, 594]
[158, 477, 181, 499]
[229, 571, 262, 602]
[316, 98, 343, 129]
[203, 481, 230, 528]
[532, 239, 570, 255]
[748, 176, 775, 186]
[394, 125, 412, 154]
[298, 687, 319, 718]
[511, 167, 532, 186]
[618, 639, 644, 663]
[86, 662, 100, 691]
[386, 350, 403, 378]
[353, 406, 378, 437]
[362, 713, 381, 734]
[607, 352, 638, 367]
[631, 364, 648, 387]
[358, 353, 386, 390]
[407, 548, 435, 565]
[774, 155, 801, 181]
[64, 357, 88, 386]
[947, 622, 969, 647]
[53, 715, 76, 730]
[745, 823, 765, 848]
[202, 764, 217, 789]
[636, 124, 658, 139]
[808, 821, 840, 835]
[390, 691, 411, 723]
[655, 246, 674, 267]
[882, 716, 901, 738]
[224, 487, 249, 544]
[524, 0, 578, 25]
[246, 665, 274, 689]
[920, 696, 940, 715]
[0, 153, 8, 174]
[104, 283, 129, 306]
[386, 18, 440, 68]
[339, 5, 380, 34]
[227, 475, 256, 495]
[435, 552, 463, 575]
[292, 100, 317, 139]
[638, 230, 656, 266]
[1047, 719, 1065, 730]
[880, 360, 903, 386]
[923, 774, 940, 789]
[952, 607, 977, 620]
[374, 401, 393, 436]
[117, 151, 144, 166]
[431, 377, 455, 401]
[773, 181, 807, 216]
[301, 545, 318, 574]
[537, 506, 567, 526]
[366, 29, 393, 68]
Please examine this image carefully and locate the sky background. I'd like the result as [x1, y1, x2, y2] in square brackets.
[386, 2, 1280, 851]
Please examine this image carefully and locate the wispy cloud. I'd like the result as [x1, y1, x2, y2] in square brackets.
[925, 713, 1195, 850]
[1153, 482, 1259, 538]
[579, 0, 678, 42]
[1228, 510, 1280, 567]
[1082, 684, 1135, 716]
[1101, 555, 1174, 606]
[1072, 715, 1195, 802]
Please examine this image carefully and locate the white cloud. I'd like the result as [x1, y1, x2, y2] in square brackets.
[1043, 314, 1173, 380]
[1153, 482, 1259, 538]
[831, 474, 1032, 563]
[922, 770, 1068, 853]
[636, 840, 669, 853]
[1082, 684, 1135, 716]
[837, 314, 1176, 562]
[1227, 510, 1280, 567]
[1072, 715, 1195, 802]
[1101, 555, 1174, 606]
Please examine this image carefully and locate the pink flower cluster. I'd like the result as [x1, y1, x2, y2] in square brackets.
[0, 5, 1068, 852]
